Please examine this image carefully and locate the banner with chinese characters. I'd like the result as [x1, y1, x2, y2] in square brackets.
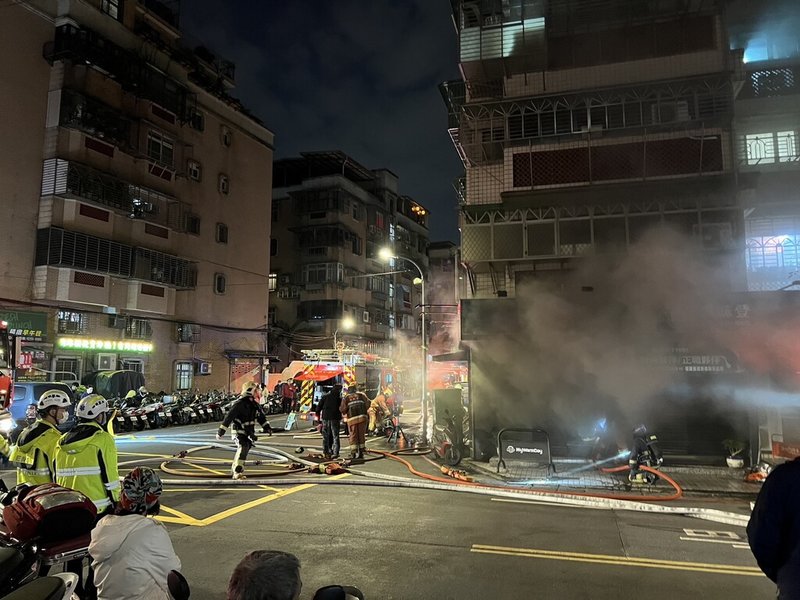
[0, 310, 48, 341]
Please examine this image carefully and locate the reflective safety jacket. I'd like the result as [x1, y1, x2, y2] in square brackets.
[54, 421, 120, 513]
[218, 395, 267, 440]
[9, 419, 60, 486]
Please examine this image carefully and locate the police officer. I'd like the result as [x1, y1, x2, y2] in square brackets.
[54, 394, 120, 514]
[10, 389, 71, 485]
[216, 381, 272, 479]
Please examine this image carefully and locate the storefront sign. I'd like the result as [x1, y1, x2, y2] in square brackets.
[0, 310, 48, 341]
[57, 338, 153, 353]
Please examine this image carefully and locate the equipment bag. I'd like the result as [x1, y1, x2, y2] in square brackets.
[2, 483, 97, 542]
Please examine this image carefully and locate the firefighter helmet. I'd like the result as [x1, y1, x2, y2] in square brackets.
[125, 390, 137, 400]
[76, 394, 110, 419]
[37, 389, 72, 411]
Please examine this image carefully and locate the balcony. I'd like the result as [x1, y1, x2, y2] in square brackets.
[738, 63, 800, 100]
[35, 227, 197, 288]
[59, 89, 132, 150]
[41, 159, 191, 231]
[44, 24, 195, 122]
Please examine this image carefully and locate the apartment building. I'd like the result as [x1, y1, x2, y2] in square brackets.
[270, 152, 429, 367]
[0, 0, 274, 392]
[727, 0, 800, 291]
[442, 0, 745, 298]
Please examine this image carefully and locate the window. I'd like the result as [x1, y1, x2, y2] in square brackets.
[125, 317, 152, 340]
[187, 160, 202, 181]
[184, 212, 201, 235]
[57, 310, 89, 334]
[176, 362, 193, 390]
[221, 126, 232, 147]
[268, 307, 277, 325]
[146, 131, 174, 167]
[214, 273, 226, 294]
[367, 276, 389, 295]
[269, 273, 277, 292]
[121, 359, 143, 373]
[54, 357, 81, 381]
[216, 223, 228, 244]
[218, 174, 230, 194]
[177, 323, 200, 343]
[101, 0, 122, 20]
[270, 238, 277, 256]
[302, 263, 344, 285]
[297, 300, 342, 320]
[746, 131, 798, 165]
[190, 110, 205, 132]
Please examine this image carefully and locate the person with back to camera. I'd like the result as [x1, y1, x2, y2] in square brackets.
[316, 384, 342, 459]
[10, 388, 71, 485]
[748, 456, 800, 599]
[90, 466, 181, 600]
[226, 550, 302, 600]
[340, 384, 369, 459]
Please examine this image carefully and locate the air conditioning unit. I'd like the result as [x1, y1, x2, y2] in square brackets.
[362, 310, 371, 324]
[98, 353, 117, 370]
[195, 361, 212, 375]
[109, 315, 127, 329]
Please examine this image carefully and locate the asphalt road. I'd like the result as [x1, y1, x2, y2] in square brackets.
[3, 419, 776, 600]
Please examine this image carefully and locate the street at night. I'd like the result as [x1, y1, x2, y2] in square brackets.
[15, 418, 766, 600]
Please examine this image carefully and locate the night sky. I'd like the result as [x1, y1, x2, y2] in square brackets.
[182, 1, 463, 243]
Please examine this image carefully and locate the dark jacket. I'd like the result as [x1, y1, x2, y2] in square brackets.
[218, 395, 267, 439]
[747, 457, 800, 598]
[317, 389, 342, 421]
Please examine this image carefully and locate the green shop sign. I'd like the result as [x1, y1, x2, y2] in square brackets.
[0, 310, 48, 341]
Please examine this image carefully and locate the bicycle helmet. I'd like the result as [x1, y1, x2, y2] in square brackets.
[37, 389, 72, 411]
[76, 394, 110, 419]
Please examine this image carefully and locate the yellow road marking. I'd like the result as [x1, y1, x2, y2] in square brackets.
[199, 484, 316, 526]
[470, 544, 764, 577]
[158, 505, 204, 526]
[184, 460, 227, 477]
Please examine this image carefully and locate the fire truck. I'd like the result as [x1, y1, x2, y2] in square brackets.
[0, 320, 14, 410]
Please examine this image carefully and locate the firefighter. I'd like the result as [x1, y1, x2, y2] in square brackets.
[9, 389, 71, 485]
[54, 394, 120, 514]
[628, 423, 663, 484]
[368, 388, 392, 435]
[340, 385, 369, 459]
[216, 381, 272, 479]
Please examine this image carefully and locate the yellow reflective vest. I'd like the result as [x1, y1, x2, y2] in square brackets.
[9, 420, 61, 486]
[54, 421, 120, 513]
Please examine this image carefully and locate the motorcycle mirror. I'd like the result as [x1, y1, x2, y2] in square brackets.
[167, 570, 190, 600]
[313, 585, 365, 600]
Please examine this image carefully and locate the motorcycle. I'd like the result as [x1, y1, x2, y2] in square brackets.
[431, 409, 463, 467]
[0, 572, 79, 600]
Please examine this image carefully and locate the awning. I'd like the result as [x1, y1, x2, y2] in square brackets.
[293, 364, 345, 381]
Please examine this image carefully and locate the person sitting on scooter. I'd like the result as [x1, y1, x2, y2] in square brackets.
[90, 467, 181, 600]
[628, 424, 663, 483]
[10, 389, 71, 485]
[216, 381, 272, 480]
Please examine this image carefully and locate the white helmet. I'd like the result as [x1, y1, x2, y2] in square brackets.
[76, 394, 110, 419]
[241, 381, 259, 397]
[38, 389, 72, 411]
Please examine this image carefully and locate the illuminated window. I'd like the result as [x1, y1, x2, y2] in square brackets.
[777, 131, 798, 162]
[269, 273, 277, 292]
[57, 310, 89, 334]
[175, 362, 193, 390]
[101, 0, 122, 21]
[746, 131, 798, 165]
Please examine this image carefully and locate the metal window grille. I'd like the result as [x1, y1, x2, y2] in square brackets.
[125, 318, 152, 340]
[57, 310, 89, 334]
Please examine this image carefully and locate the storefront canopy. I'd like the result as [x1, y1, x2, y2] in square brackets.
[294, 364, 345, 382]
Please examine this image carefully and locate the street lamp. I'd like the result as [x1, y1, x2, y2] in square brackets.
[334, 315, 355, 354]
[379, 246, 428, 444]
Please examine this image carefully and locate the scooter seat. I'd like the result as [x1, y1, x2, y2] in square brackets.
[0, 547, 24, 589]
[0, 575, 65, 600]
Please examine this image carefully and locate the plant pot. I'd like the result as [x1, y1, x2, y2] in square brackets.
[726, 457, 745, 468]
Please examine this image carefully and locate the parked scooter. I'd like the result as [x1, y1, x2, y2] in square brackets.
[0, 572, 79, 600]
[431, 409, 463, 466]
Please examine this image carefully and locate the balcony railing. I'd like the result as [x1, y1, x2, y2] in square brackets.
[60, 89, 132, 150]
[44, 24, 195, 122]
[738, 64, 800, 100]
[35, 226, 197, 288]
[41, 159, 192, 231]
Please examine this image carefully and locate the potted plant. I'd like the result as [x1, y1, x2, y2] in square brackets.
[723, 439, 746, 468]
